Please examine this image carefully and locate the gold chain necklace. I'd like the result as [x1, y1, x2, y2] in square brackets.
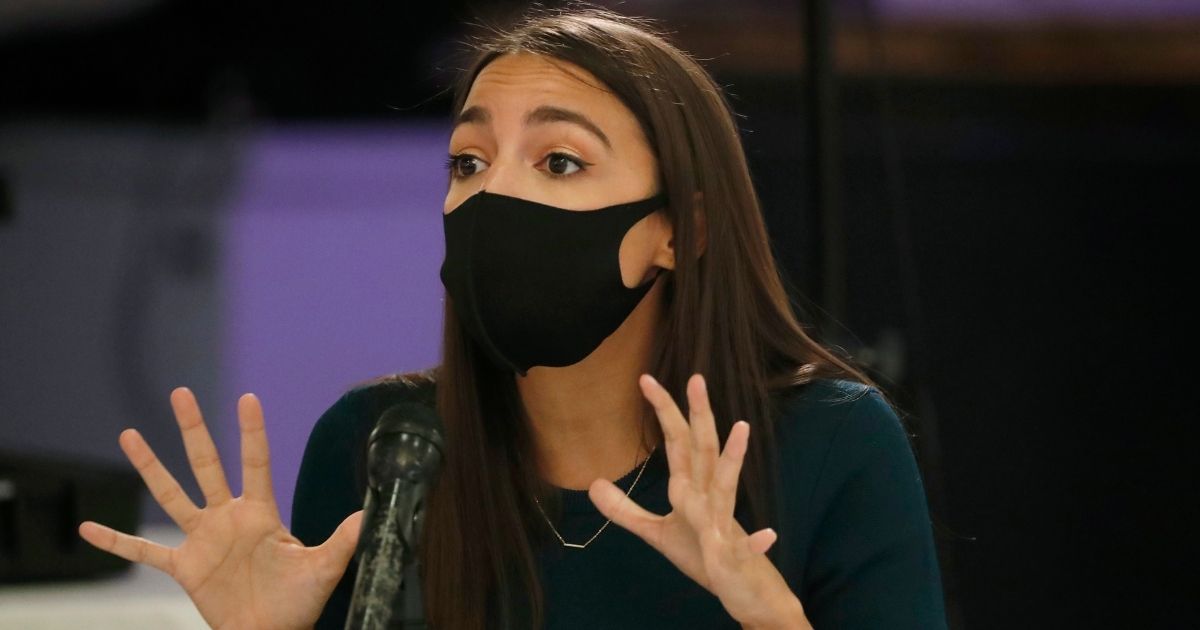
[534, 444, 657, 549]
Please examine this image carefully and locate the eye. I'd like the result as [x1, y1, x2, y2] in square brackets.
[445, 153, 489, 179]
[542, 152, 589, 177]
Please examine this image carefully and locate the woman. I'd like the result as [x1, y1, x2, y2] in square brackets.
[79, 7, 947, 630]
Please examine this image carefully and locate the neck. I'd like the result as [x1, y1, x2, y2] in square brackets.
[516, 276, 665, 491]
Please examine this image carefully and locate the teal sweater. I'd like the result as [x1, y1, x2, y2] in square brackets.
[292, 376, 947, 629]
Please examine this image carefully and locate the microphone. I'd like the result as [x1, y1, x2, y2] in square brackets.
[344, 402, 445, 630]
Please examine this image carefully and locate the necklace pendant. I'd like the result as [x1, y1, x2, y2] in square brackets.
[562, 542, 587, 549]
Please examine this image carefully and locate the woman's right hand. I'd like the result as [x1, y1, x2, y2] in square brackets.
[79, 388, 363, 630]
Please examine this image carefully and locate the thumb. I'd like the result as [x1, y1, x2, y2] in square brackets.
[316, 509, 364, 579]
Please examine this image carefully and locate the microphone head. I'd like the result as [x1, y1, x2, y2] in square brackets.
[370, 402, 444, 450]
[367, 403, 445, 488]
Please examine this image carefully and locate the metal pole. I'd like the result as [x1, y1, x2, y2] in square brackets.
[803, 0, 846, 332]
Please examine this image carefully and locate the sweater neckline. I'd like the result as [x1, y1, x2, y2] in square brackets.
[552, 445, 668, 515]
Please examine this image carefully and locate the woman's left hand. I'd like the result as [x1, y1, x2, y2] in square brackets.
[589, 373, 812, 630]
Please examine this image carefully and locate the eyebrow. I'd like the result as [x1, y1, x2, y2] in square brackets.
[453, 105, 613, 152]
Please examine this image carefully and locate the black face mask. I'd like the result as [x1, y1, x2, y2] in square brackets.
[439, 190, 669, 376]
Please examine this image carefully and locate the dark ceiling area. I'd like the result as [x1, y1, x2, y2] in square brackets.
[0, 0, 520, 120]
[6, 0, 1198, 121]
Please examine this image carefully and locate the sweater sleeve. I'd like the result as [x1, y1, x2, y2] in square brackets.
[291, 392, 367, 630]
[801, 390, 948, 630]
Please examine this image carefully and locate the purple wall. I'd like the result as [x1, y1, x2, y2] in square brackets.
[220, 123, 449, 525]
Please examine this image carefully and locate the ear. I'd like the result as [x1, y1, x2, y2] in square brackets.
[659, 191, 707, 270]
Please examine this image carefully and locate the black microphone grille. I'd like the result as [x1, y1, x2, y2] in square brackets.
[369, 402, 444, 453]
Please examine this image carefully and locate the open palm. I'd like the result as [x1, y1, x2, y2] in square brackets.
[588, 374, 808, 628]
[79, 388, 363, 630]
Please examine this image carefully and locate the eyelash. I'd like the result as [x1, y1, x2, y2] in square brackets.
[444, 152, 592, 180]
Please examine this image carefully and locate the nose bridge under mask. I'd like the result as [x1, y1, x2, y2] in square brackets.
[461, 152, 525, 203]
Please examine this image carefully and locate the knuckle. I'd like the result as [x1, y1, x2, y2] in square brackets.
[241, 420, 266, 435]
[177, 415, 203, 430]
[133, 455, 158, 474]
[242, 455, 270, 470]
[153, 485, 182, 506]
[190, 452, 222, 469]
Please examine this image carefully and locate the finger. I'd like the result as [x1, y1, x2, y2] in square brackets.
[686, 374, 720, 488]
[118, 428, 202, 532]
[78, 521, 174, 574]
[238, 393, 276, 505]
[711, 420, 750, 524]
[746, 527, 778, 556]
[639, 374, 691, 482]
[588, 478, 665, 550]
[316, 510, 364, 582]
[171, 387, 233, 507]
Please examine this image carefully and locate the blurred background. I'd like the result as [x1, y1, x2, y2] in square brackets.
[1, 0, 1195, 628]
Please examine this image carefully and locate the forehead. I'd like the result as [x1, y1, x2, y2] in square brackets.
[460, 52, 638, 133]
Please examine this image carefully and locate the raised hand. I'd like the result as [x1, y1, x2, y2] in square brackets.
[79, 388, 363, 630]
[588, 374, 811, 629]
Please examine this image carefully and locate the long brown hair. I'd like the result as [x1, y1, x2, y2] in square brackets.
[419, 6, 873, 629]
